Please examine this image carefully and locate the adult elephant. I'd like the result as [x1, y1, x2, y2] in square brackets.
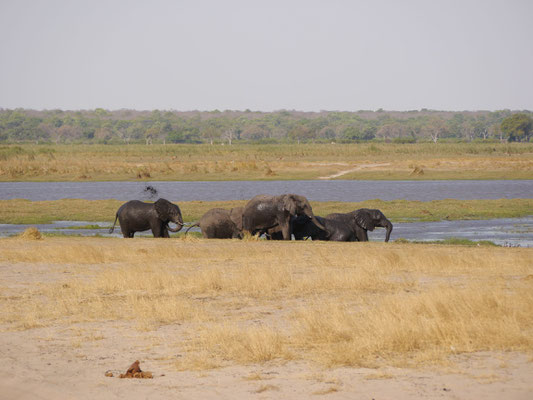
[109, 198, 184, 238]
[326, 208, 393, 242]
[185, 207, 243, 239]
[292, 215, 356, 241]
[242, 194, 325, 240]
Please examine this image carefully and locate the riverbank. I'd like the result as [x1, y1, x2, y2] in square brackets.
[1, 198, 532, 224]
[1, 143, 532, 181]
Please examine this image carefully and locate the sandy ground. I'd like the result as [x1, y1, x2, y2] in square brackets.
[1, 321, 532, 400]
[1, 257, 532, 400]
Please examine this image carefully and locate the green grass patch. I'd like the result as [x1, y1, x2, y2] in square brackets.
[0, 198, 531, 225]
[57, 224, 107, 230]
[395, 237, 498, 246]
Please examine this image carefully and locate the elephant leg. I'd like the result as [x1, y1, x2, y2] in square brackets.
[162, 228, 170, 238]
[359, 230, 369, 241]
[151, 223, 164, 238]
[281, 222, 291, 240]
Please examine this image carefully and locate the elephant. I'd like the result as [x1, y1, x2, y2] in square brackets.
[326, 208, 393, 242]
[109, 198, 184, 238]
[185, 207, 244, 239]
[292, 215, 356, 241]
[242, 194, 325, 240]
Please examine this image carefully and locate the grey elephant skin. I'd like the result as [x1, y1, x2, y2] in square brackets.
[326, 208, 393, 242]
[186, 207, 244, 239]
[292, 215, 356, 241]
[242, 194, 325, 240]
[109, 198, 184, 238]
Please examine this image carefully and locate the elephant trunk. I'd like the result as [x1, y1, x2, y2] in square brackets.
[167, 213, 184, 232]
[308, 214, 326, 232]
[384, 220, 393, 242]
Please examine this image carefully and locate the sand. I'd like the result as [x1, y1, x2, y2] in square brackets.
[1, 255, 532, 399]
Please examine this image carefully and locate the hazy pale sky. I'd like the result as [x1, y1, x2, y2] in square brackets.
[1, 0, 532, 111]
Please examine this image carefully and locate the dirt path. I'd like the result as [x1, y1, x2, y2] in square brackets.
[318, 163, 391, 179]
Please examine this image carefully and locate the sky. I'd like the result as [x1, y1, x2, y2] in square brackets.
[0, 0, 532, 112]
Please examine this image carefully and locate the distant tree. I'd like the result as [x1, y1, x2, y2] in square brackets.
[54, 125, 82, 143]
[500, 113, 532, 142]
[376, 123, 410, 140]
[421, 117, 446, 143]
[343, 124, 376, 141]
[288, 124, 314, 144]
[201, 126, 220, 145]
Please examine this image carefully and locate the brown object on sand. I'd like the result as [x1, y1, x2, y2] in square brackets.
[119, 360, 153, 379]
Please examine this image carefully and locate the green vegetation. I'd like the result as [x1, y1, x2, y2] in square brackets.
[1, 198, 531, 225]
[500, 113, 532, 142]
[395, 237, 498, 246]
[1, 108, 531, 144]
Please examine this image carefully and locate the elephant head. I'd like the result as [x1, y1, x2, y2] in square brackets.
[282, 194, 326, 231]
[353, 208, 393, 242]
[229, 206, 244, 232]
[154, 198, 184, 232]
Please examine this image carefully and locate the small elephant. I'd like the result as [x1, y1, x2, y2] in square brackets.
[292, 215, 356, 241]
[326, 208, 393, 242]
[185, 207, 244, 239]
[242, 194, 325, 240]
[109, 198, 184, 238]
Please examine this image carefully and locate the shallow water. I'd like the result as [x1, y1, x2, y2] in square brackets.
[1, 180, 532, 201]
[2, 217, 531, 247]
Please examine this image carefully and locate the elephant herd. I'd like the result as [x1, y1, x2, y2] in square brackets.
[110, 194, 393, 242]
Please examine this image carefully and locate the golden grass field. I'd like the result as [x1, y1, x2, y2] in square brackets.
[1, 236, 532, 370]
[1, 142, 532, 181]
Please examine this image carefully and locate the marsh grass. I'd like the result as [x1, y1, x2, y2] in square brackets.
[0, 238, 532, 369]
[1, 198, 532, 225]
[0, 143, 531, 181]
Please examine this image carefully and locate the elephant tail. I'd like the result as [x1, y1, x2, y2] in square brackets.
[109, 213, 119, 234]
[184, 223, 199, 235]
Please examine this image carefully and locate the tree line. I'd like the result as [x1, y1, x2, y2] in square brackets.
[0, 108, 531, 144]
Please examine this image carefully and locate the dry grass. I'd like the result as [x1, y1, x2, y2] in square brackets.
[17, 226, 42, 240]
[0, 143, 532, 181]
[0, 237, 532, 370]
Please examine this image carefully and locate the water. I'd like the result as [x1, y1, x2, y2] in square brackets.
[1, 180, 532, 201]
[2, 217, 532, 247]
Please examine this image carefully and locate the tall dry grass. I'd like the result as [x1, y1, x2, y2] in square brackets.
[0, 237, 532, 368]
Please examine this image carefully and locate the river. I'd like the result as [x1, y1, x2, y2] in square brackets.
[1, 180, 532, 201]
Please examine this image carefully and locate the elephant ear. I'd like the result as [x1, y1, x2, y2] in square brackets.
[354, 209, 375, 231]
[154, 198, 171, 221]
[282, 194, 297, 215]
